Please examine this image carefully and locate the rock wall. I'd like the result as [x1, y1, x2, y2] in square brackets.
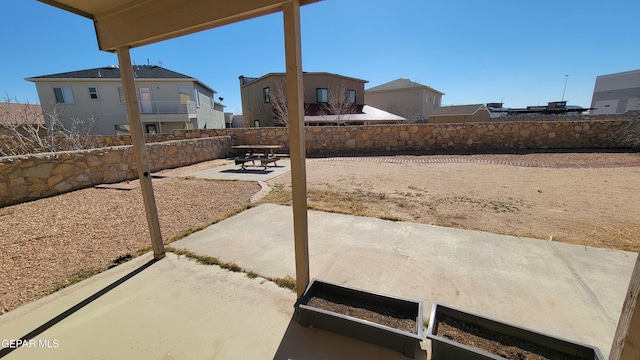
[1, 113, 637, 207]
[0, 136, 230, 207]
[199, 114, 636, 155]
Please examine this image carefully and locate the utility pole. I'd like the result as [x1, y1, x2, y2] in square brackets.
[561, 75, 569, 101]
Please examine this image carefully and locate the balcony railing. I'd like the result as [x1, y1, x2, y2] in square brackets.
[139, 101, 196, 115]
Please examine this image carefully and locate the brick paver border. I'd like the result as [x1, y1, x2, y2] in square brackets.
[310, 157, 640, 169]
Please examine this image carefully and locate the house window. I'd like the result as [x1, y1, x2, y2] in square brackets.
[53, 87, 74, 104]
[346, 90, 356, 103]
[117, 87, 125, 104]
[254, 120, 260, 128]
[145, 124, 157, 134]
[425, 93, 429, 104]
[263, 87, 270, 103]
[317, 88, 328, 103]
[433, 95, 437, 106]
[178, 86, 190, 104]
[88, 87, 99, 100]
[194, 88, 200, 108]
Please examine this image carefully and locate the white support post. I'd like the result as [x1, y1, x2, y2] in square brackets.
[116, 45, 165, 260]
[283, 0, 310, 297]
[609, 254, 640, 360]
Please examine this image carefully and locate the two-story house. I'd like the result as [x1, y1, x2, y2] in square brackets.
[590, 69, 640, 115]
[240, 72, 374, 127]
[26, 65, 225, 135]
[365, 78, 444, 122]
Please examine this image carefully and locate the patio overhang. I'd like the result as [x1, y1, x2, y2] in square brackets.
[32, 1, 640, 359]
[38, 0, 316, 297]
[38, 0, 319, 51]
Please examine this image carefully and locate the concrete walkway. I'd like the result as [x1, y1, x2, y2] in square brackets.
[0, 203, 635, 359]
[171, 204, 637, 357]
[192, 159, 291, 181]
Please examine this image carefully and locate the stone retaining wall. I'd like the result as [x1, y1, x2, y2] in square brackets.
[4, 113, 633, 155]
[1, 113, 637, 207]
[187, 113, 637, 154]
[0, 136, 230, 207]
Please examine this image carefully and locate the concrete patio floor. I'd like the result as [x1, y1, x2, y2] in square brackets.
[0, 204, 636, 359]
[192, 159, 292, 181]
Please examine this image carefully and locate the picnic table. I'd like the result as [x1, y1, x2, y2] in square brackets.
[232, 144, 283, 158]
[231, 145, 284, 170]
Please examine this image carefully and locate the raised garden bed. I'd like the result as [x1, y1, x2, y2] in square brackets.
[426, 302, 605, 360]
[294, 278, 423, 358]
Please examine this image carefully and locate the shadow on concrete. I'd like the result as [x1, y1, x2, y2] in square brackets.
[0, 258, 159, 359]
[273, 316, 428, 360]
[220, 168, 275, 174]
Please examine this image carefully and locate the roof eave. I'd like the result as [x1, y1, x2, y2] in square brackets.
[240, 71, 368, 88]
[38, 0, 95, 19]
[41, 0, 321, 52]
[366, 86, 444, 95]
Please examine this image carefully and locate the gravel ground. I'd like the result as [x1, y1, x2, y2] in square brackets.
[0, 159, 258, 314]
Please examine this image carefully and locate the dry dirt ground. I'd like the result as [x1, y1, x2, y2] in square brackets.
[1, 152, 639, 315]
[264, 151, 640, 252]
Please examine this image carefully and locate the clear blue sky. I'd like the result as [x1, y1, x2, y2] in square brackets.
[2, 0, 639, 114]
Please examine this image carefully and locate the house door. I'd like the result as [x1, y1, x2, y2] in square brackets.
[139, 87, 152, 113]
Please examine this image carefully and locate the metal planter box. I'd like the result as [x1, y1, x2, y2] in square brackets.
[294, 279, 423, 358]
[426, 302, 605, 360]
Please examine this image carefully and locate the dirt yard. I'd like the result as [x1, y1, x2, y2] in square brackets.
[1, 152, 639, 315]
[264, 152, 640, 252]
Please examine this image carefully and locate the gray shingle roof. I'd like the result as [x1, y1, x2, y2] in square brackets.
[366, 78, 444, 94]
[429, 104, 486, 116]
[28, 65, 192, 80]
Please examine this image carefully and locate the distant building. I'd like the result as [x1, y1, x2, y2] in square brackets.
[365, 78, 444, 122]
[26, 65, 225, 135]
[239, 72, 403, 126]
[224, 112, 244, 128]
[488, 101, 589, 117]
[590, 69, 640, 115]
[428, 104, 490, 123]
[0, 102, 45, 137]
[304, 105, 404, 126]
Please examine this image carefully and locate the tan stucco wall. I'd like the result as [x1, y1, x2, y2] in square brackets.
[240, 76, 276, 127]
[429, 109, 491, 124]
[241, 73, 367, 127]
[365, 88, 442, 120]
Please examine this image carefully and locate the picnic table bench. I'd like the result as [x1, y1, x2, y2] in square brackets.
[234, 156, 280, 170]
[231, 145, 285, 170]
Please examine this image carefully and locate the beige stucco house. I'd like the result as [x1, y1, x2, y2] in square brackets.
[365, 78, 444, 122]
[590, 69, 640, 115]
[428, 104, 491, 123]
[26, 65, 225, 135]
